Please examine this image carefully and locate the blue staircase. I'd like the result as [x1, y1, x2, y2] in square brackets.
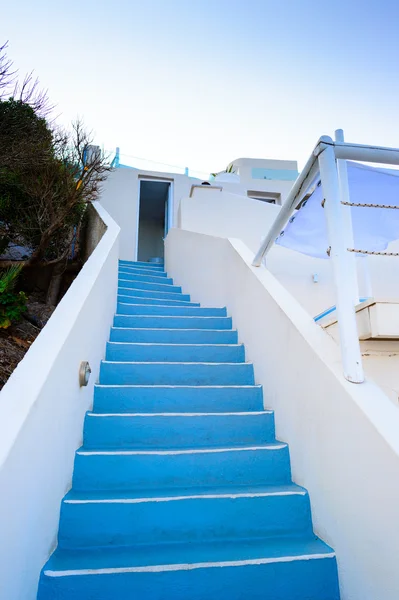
[37, 260, 340, 600]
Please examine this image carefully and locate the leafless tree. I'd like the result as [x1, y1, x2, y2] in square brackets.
[0, 41, 53, 117]
[0, 42, 16, 97]
[0, 43, 112, 304]
[14, 121, 112, 303]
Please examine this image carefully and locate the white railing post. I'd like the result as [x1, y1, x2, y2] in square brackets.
[335, 129, 360, 305]
[317, 144, 364, 383]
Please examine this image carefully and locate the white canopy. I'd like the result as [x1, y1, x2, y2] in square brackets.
[276, 162, 399, 259]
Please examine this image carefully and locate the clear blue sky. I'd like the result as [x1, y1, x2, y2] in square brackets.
[4, 0, 399, 173]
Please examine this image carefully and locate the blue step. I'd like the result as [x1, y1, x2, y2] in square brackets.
[116, 303, 227, 317]
[118, 267, 169, 278]
[38, 538, 339, 600]
[72, 443, 291, 491]
[110, 327, 238, 344]
[118, 279, 182, 293]
[118, 271, 174, 285]
[118, 287, 191, 302]
[106, 342, 244, 362]
[99, 361, 254, 385]
[37, 263, 340, 600]
[83, 411, 274, 448]
[93, 384, 264, 413]
[113, 315, 233, 329]
[117, 295, 199, 307]
[119, 260, 164, 270]
[58, 484, 312, 548]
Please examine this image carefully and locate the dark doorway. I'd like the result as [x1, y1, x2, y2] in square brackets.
[137, 180, 170, 262]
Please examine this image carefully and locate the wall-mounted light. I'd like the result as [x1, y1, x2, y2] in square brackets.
[313, 273, 319, 283]
[79, 361, 91, 387]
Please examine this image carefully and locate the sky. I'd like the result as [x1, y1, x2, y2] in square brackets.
[3, 0, 399, 175]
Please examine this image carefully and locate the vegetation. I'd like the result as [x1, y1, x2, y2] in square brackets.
[0, 42, 112, 305]
[210, 163, 236, 178]
[0, 266, 27, 328]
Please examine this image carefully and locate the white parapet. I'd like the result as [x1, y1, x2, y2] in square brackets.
[0, 203, 120, 600]
[165, 227, 399, 600]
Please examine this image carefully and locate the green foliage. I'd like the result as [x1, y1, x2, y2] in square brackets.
[0, 265, 27, 328]
[0, 97, 110, 266]
[0, 98, 53, 168]
[210, 164, 235, 179]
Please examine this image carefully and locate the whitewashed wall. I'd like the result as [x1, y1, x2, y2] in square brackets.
[0, 203, 120, 600]
[99, 168, 195, 260]
[165, 228, 399, 600]
[99, 166, 299, 263]
[178, 186, 399, 316]
[179, 187, 336, 315]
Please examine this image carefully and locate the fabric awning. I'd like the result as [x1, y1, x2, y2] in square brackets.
[276, 162, 399, 259]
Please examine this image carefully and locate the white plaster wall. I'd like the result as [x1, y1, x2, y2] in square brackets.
[179, 187, 336, 316]
[99, 168, 196, 261]
[178, 187, 399, 316]
[218, 158, 298, 201]
[99, 166, 299, 262]
[99, 169, 137, 260]
[0, 203, 120, 600]
[165, 228, 399, 600]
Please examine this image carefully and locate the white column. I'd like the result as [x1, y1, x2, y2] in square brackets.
[318, 144, 364, 383]
[335, 129, 360, 305]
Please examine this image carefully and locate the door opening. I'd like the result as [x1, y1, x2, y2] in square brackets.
[137, 180, 171, 262]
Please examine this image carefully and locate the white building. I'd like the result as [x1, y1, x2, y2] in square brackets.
[100, 156, 298, 263]
[2, 137, 399, 600]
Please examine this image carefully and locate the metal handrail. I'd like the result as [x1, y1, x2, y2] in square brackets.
[253, 133, 399, 384]
[252, 136, 330, 266]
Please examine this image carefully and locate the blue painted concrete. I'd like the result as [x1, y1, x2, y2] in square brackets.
[118, 287, 191, 301]
[118, 279, 182, 293]
[110, 327, 238, 344]
[116, 303, 227, 316]
[118, 271, 174, 285]
[72, 444, 291, 491]
[119, 260, 164, 270]
[37, 263, 340, 600]
[38, 540, 339, 600]
[93, 384, 264, 413]
[106, 341, 245, 362]
[59, 487, 312, 547]
[99, 361, 254, 385]
[83, 411, 274, 448]
[118, 267, 169, 277]
[117, 294, 200, 306]
[113, 315, 233, 329]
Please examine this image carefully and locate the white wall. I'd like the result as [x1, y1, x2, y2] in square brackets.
[0, 203, 120, 600]
[178, 186, 399, 317]
[165, 228, 399, 600]
[179, 186, 336, 316]
[99, 164, 299, 262]
[99, 168, 196, 261]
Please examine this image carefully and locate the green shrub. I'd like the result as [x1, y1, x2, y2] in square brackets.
[0, 265, 27, 328]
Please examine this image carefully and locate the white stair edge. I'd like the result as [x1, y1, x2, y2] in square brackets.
[77, 444, 287, 456]
[64, 489, 306, 504]
[44, 552, 336, 577]
[86, 411, 269, 417]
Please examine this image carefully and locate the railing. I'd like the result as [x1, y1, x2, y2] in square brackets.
[110, 147, 210, 180]
[253, 132, 399, 384]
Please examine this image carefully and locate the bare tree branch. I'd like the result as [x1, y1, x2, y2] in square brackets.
[0, 42, 17, 97]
